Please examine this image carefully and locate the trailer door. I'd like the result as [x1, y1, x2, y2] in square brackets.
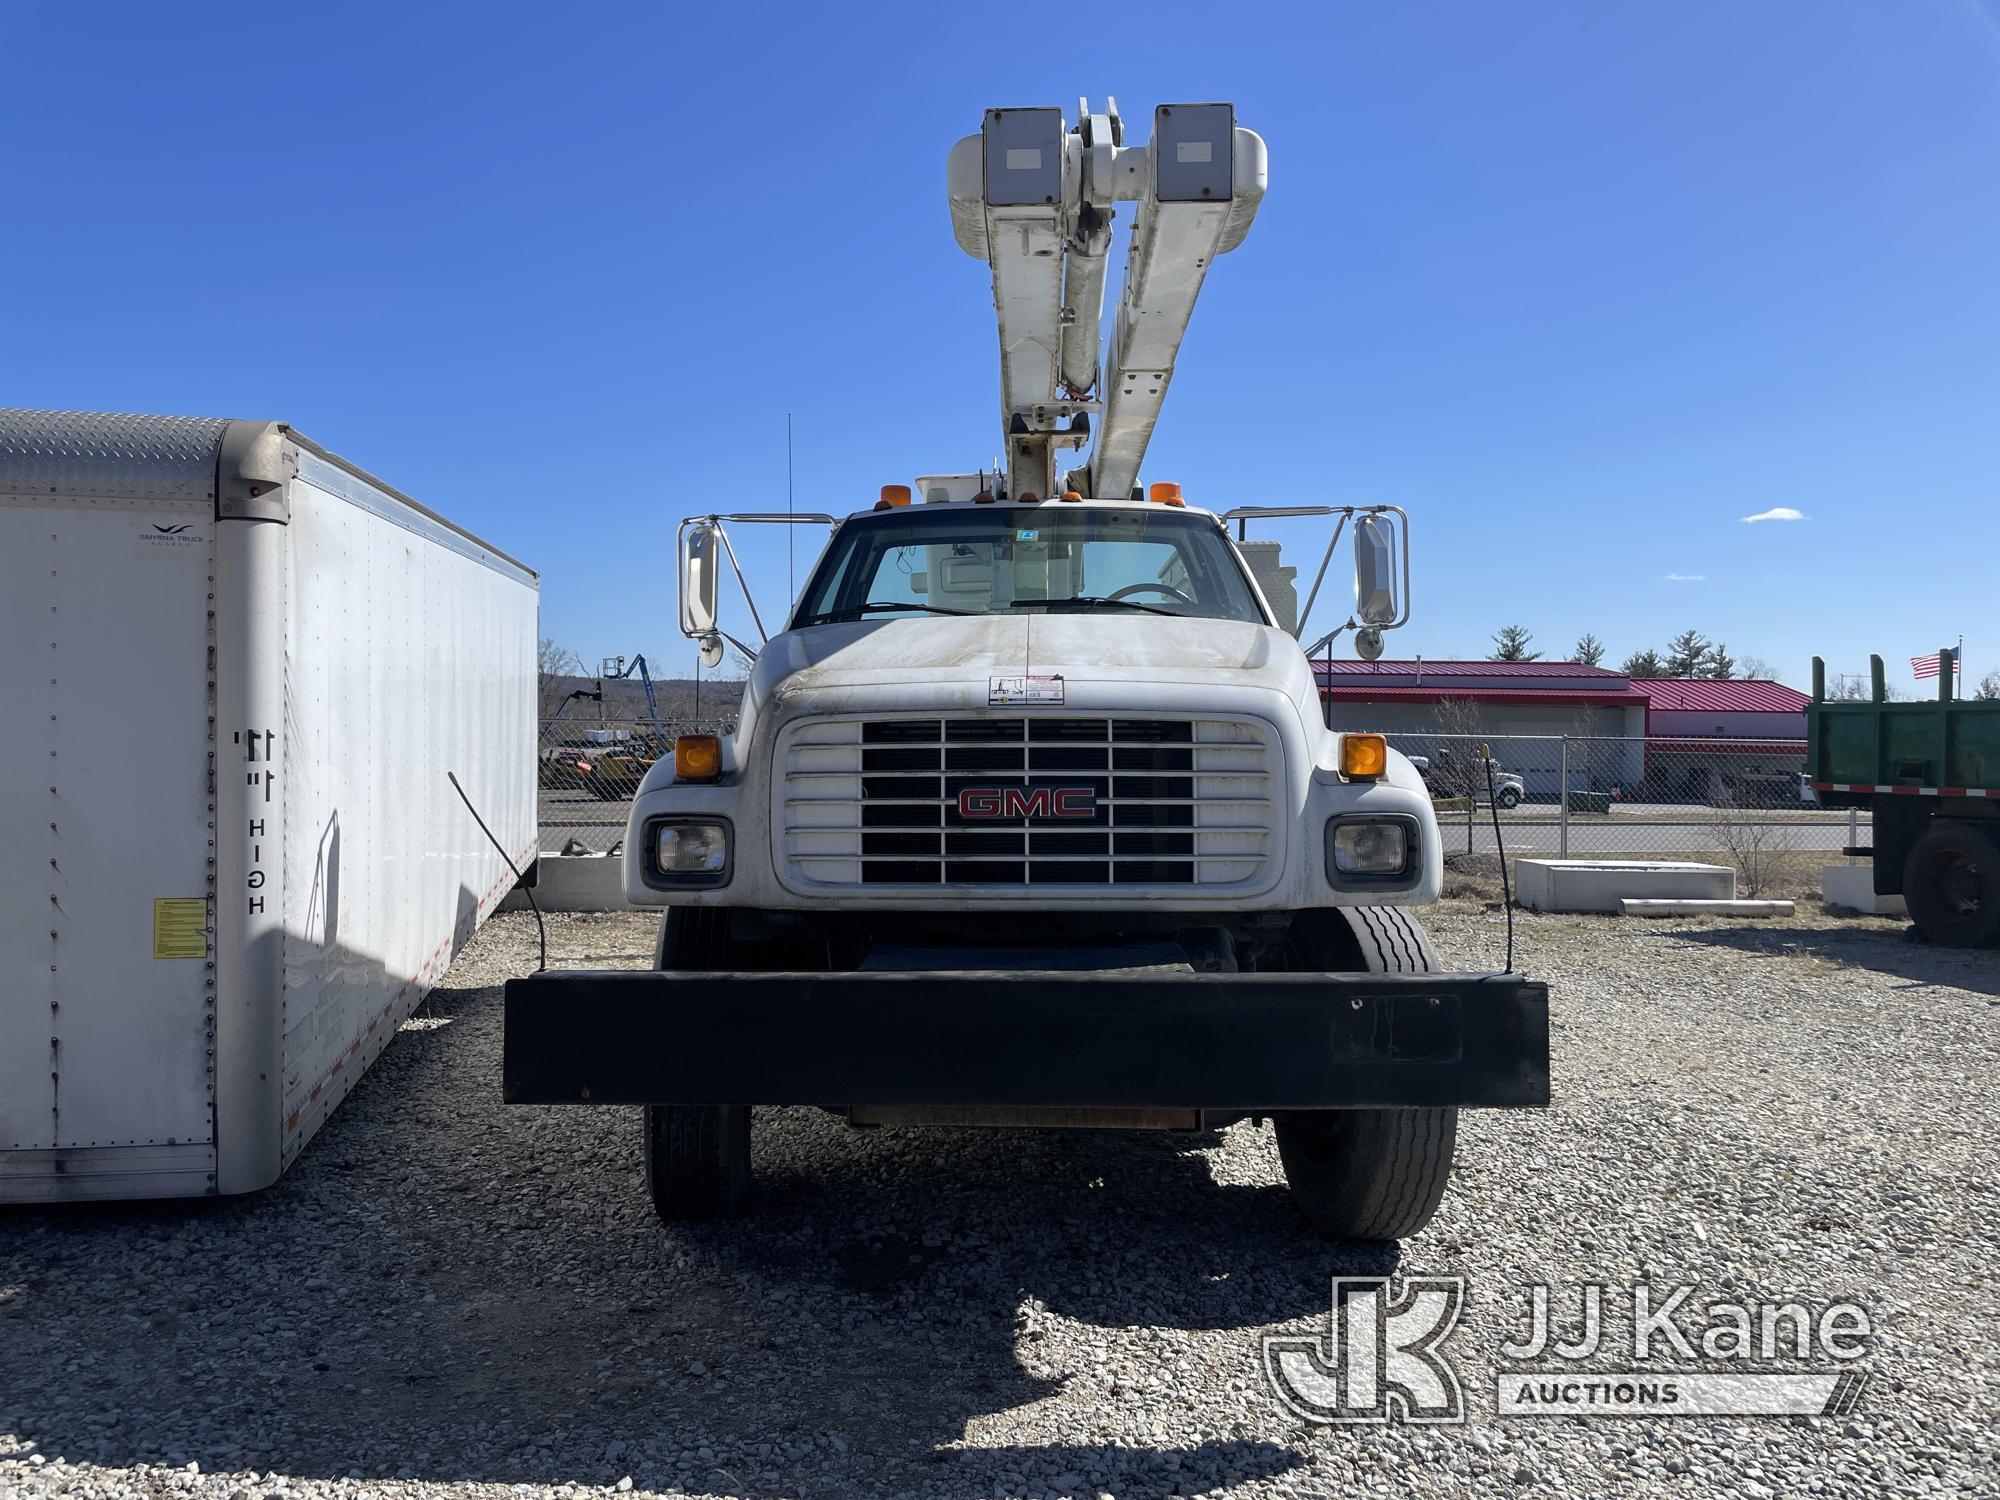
[0, 499, 216, 1174]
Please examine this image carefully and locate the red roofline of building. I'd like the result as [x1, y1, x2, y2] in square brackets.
[1321, 685, 1646, 708]
[1314, 658, 1624, 679]
[1628, 677, 1810, 714]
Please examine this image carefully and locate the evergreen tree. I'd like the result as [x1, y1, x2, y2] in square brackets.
[1703, 641, 1737, 679]
[1664, 629, 1710, 677]
[1571, 633, 1606, 667]
[1490, 624, 1541, 662]
[1621, 648, 1667, 677]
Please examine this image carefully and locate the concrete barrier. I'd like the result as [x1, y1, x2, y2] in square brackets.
[1821, 863, 1907, 917]
[500, 854, 631, 913]
[1515, 859, 1736, 914]
[1618, 898, 1796, 917]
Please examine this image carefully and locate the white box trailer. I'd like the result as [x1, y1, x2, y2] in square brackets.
[0, 410, 537, 1202]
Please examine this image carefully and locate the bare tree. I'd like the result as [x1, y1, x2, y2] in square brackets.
[1976, 672, 2000, 701]
[538, 638, 586, 719]
[1827, 671, 1910, 702]
[1429, 696, 1488, 805]
[1710, 790, 1795, 897]
[1737, 653, 1775, 681]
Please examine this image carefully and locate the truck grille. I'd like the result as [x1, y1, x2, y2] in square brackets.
[777, 716, 1277, 889]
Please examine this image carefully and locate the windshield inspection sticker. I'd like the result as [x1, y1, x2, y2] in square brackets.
[989, 674, 1065, 705]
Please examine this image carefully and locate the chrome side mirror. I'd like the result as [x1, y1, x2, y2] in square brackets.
[1353, 513, 1399, 627]
[679, 521, 719, 639]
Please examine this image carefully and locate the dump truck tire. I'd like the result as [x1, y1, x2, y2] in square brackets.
[1274, 907, 1457, 1241]
[643, 908, 753, 1221]
[1902, 821, 2000, 948]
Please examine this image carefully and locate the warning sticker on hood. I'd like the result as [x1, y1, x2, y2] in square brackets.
[989, 674, 1065, 705]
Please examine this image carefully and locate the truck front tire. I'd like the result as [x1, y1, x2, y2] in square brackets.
[1273, 907, 1458, 1241]
[643, 1103, 750, 1221]
[1275, 1106, 1458, 1242]
[644, 908, 753, 1222]
[1902, 822, 2000, 947]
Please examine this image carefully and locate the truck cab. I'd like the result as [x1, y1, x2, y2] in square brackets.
[501, 100, 1548, 1241]
[645, 493, 1437, 912]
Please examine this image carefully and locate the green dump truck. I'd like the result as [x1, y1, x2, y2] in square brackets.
[1808, 652, 2000, 946]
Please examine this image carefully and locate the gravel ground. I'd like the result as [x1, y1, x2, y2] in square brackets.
[3, 904, 1995, 1499]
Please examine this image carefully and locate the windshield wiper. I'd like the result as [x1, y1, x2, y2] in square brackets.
[1009, 595, 1179, 617]
[809, 600, 978, 624]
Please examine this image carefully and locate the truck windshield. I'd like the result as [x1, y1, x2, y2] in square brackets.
[792, 506, 1266, 628]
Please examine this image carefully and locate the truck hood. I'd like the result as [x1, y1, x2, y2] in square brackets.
[746, 614, 1320, 723]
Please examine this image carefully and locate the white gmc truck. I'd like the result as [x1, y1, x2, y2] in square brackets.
[504, 100, 1547, 1241]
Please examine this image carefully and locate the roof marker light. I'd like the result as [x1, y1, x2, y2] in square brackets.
[1149, 481, 1184, 507]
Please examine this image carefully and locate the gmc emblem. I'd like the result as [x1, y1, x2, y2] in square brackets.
[956, 786, 1096, 820]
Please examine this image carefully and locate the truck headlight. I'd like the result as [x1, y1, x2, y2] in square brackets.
[1326, 815, 1417, 884]
[647, 817, 732, 887]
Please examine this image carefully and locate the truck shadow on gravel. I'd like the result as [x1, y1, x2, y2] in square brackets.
[0, 969, 1398, 1500]
[1661, 922, 2000, 998]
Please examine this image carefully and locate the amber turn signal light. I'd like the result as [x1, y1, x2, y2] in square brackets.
[1339, 733, 1388, 780]
[675, 734, 723, 782]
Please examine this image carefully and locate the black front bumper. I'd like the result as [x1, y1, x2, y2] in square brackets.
[503, 969, 1549, 1110]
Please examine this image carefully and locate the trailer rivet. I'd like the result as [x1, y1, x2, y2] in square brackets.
[1350, 997, 1364, 1010]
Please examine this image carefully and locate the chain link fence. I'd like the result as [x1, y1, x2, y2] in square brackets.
[1391, 733, 1866, 900]
[539, 714, 734, 853]
[537, 723, 1866, 904]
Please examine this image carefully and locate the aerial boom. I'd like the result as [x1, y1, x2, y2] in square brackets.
[949, 100, 1266, 500]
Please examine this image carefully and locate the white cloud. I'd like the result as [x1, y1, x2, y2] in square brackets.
[1662, 572, 1706, 582]
[1741, 506, 1806, 524]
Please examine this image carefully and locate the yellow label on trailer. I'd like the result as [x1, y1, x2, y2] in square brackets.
[152, 898, 209, 959]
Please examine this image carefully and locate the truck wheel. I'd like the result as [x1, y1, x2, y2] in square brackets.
[1274, 907, 1457, 1241]
[1496, 786, 1521, 810]
[643, 1103, 750, 1221]
[1275, 1107, 1458, 1242]
[644, 907, 753, 1221]
[1902, 822, 2000, 947]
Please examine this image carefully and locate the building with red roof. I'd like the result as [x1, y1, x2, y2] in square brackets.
[1316, 659, 1808, 799]
[1631, 677, 1810, 739]
[1316, 659, 1649, 729]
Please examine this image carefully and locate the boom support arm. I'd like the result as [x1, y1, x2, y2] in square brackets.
[949, 101, 1266, 501]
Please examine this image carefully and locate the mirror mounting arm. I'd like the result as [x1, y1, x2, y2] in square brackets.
[1293, 511, 1350, 642]
[711, 523, 770, 645]
[1220, 504, 1411, 643]
[678, 511, 840, 661]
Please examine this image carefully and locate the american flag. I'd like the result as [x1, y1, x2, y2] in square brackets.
[1912, 648, 1958, 680]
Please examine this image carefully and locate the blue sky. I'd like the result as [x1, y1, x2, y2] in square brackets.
[6, 1, 1997, 690]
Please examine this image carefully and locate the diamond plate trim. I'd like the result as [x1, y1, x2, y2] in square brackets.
[0, 408, 230, 501]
